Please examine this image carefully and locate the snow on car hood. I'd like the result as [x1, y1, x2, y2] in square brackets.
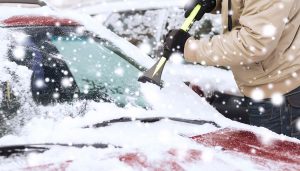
[0, 6, 299, 171]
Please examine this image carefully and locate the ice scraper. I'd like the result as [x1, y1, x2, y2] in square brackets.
[138, 3, 206, 87]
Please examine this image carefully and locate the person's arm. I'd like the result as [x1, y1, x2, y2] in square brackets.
[184, 0, 293, 66]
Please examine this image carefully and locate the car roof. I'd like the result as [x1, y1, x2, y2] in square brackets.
[0, 4, 81, 27]
[1, 16, 81, 27]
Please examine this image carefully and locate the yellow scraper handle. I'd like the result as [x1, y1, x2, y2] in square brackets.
[151, 4, 202, 77]
[138, 4, 202, 87]
[181, 4, 202, 32]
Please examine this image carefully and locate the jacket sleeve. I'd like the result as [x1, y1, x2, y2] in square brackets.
[184, 0, 293, 66]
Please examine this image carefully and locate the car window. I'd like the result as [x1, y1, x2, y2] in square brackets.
[51, 35, 150, 108]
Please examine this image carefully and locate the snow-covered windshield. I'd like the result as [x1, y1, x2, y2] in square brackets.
[7, 26, 151, 108]
[50, 33, 149, 108]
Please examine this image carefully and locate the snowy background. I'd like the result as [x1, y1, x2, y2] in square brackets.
[46, 0, 222, 57]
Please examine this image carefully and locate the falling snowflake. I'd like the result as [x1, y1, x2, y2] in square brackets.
[61, 77, 73, 88]
[250, 88, 265, 101]
[262, 24, 276, 37]
[53, 92, 60, 99]
[114, 67, 124, 77]
[296, 119, 300, 131]
[271, 93, 284, 106]
[45, 77, 50, 83]
[35, 79, 45, 88]
[13, 46, 25, 60]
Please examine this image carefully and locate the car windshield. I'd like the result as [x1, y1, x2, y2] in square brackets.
[49, 32, 149, 108]
[11, 27, 150, 109]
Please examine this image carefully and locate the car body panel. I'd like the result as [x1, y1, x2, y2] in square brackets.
[2, 16, 80, 27]
[13, 129, 300, 171]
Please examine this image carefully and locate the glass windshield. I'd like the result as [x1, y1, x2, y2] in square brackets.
[51, 34, 149, 108]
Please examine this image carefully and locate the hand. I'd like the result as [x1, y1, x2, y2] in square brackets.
[184, 0, 216, 21]
[164, 29, 191, 54]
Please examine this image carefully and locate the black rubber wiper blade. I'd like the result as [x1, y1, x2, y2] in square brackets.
[168, 117, 220, 128]
[0, 143, 119, 158]
[83, 117, 220, 129]
[0, 145, 49, 158]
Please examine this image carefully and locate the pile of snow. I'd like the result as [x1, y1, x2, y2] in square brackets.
[0, 5, 298, 171]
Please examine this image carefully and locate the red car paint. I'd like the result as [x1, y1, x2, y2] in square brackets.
[22, 160, 72, 171]
[119, 149, 203, 171]
[21, 129, 300, 171]
[2, 16, 81, 27]
[192, 128, 300, 170]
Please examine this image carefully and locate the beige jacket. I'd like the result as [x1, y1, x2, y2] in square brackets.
[184, 0, 300, 98]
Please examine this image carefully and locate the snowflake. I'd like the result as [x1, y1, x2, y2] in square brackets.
[61, 77, 73, 88]
[45, 77, 50, 83]
[262, 24, 277, 37]
[13, 46, 25, 60]
[114, 67, 124, 77]
[35, 79, 45, 88]
[271, 93, 284, 106]
[296, 119, 300, 131]
[73, 94, 79, 99]
[53, 92, 60, 99]
[250, 148, 256, 154]
[250, 88, 265, 101]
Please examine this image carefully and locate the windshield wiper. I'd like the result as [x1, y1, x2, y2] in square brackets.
[0, 118, 219, 158]
[0, 143, 119, 158]
[83, 117, 220, 129]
